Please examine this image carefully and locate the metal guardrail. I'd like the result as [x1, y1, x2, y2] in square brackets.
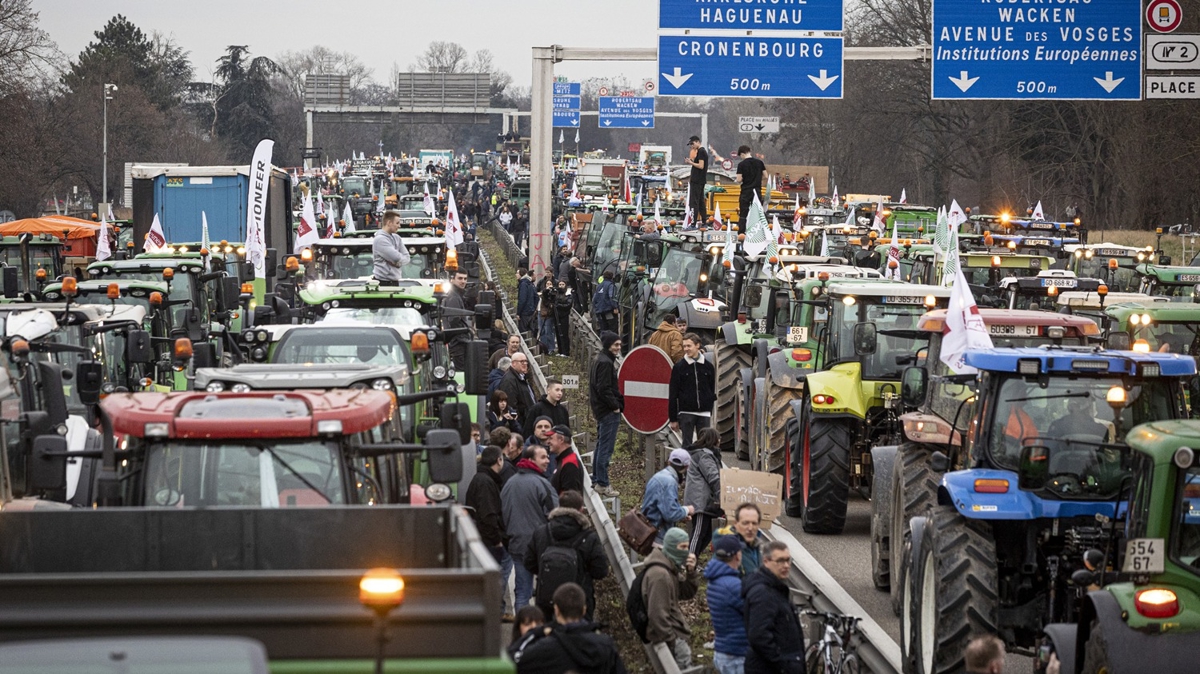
[480, 228, 681, 674]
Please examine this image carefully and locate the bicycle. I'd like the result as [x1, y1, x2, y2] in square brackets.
[802, 609, 862, 674]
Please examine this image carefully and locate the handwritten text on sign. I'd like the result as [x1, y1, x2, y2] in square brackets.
[719, 468, 783, 528]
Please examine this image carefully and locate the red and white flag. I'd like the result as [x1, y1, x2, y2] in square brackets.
[294, 191, 319, 252]
[939, 262, 993, 374]
[444, 188, 464, 250]
[145, 214, 166, 252]
[96, 212, 112, 261]
[899, 188, 907, 204]
[871, 199, 887, 234]
[1032, 200, 1045, 220]
[886, 211, 902, 280]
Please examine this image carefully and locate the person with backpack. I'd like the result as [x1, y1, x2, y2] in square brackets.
[705, 536, 749, 674]
[524, 490, 608, 621]
[515, 583, 627, 674]
[631, 527, 698, 670]
[502, 445, 559, 611]
[592, 273, 618, 333]
[683, 427, 723, 555]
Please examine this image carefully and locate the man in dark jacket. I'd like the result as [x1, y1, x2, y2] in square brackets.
[705, 536, 748, 673]
[668, 332, 717, 447]
[547, 425, 583, 496]
[443, 269, 472, 368]
[517, 268, 538, 334]
[465, 446, 513, 619]
[523, 379, 570, 437]
[553, 278, 573, 357]
[743, 541, 804, 674]
[514, 583, 626, 674]
[498, 353, 537, 428]
[524, 490, 608, 620]
[588, 332, 624, 497]
[592, 274, 618, 333]
[501, 445, 558, 611]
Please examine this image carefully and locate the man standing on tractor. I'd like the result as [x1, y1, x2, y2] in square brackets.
[372, 211, 411, 285]
[734, 145, 766, 225]
[685, 136, 708, 225]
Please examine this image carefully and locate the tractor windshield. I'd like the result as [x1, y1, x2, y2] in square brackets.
[1172, 465, 1200, 576]
[649, 249, 705, 324]
[141, 440, 345, 507]
[1135, 322, 1200, 356]
[315, 249, 373, 280]
[272, 328, 407, 367]
[987, 375, 1177, 472]
[831, 297, 928, 379]
[593, 221, 626, 275]
[1076, 256, 1138, 291]
[1144, 281, 1197, 302]
[318, 305, 428, 337]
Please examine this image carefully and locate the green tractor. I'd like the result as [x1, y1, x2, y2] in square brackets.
[1039, 419, 1200, 674]
[1065, 242, 1151, 293]
[781, 280, 950, 533]
[1135, 263, 1200, 301]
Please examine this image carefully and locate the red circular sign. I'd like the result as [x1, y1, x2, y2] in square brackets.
[721, 159, 734, 170]
[598, 86, 610, 96]
[1148, 0, 1182, 33]
[618, 345, 675, 434]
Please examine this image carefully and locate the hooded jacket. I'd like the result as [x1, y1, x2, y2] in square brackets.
[640, 548, 699, 645]
[464, 464, 506, 547]
[640, 467, 689, 537]
[588, 349, 623, 418]
[704, 557, 748, 657]
[517, 275, 538, 317]
[647, 321, 684, 363]
[523, 396, 570, 437]
[743, 565, 805, 674]
[500, 462, 559, 559]
[525, 507, 609, 619]
[514, 620, 628, 674]
[683, 444, 722, 515]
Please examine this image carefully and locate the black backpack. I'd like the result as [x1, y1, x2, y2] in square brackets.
[536, 533, 584, 609]
[626, 561, 670, 643]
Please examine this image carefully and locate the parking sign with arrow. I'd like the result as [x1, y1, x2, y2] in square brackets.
[738, 116, 780, 133]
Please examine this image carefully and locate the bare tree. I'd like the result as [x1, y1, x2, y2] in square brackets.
[411, 41, 468, 73]
[0, 0, 59, 93]
[275, 46, 374, 100]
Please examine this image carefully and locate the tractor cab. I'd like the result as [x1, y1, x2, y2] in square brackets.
[1105, 302, 1200, 358]
[1000, 269, 1103, 310]
[1066, 242, 1150, 292]
[1136, 263, 1200, 301]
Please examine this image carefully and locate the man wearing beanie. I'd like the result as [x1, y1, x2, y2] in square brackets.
[641, 527, 699, 669]
[705, 536, 748, 674]
[588, 331, 624, 496]
[641, 449, 696, 544]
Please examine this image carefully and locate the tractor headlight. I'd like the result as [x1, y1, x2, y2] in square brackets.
[231, 384, 252, 393]
[372, 378, 393, 391]
[205, 381, 226, 393]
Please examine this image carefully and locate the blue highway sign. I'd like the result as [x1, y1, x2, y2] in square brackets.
[552, 93, 581, 127]
[932, 0, 1141, 100]
[553, 82, 581, 96]
[657, 35, 842, 98]
[659, 0, 843, 33]
[598, 96, 656, 128]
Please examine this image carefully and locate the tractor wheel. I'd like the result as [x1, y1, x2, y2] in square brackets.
[799, 415, 851, 534]
[890, 443, 939, 614]
[763, 375, 803, 474]
[713, 338, 751, 453]
[734, 381, 750, 461]
[785, 416, 804, 517]
[907, 506, 999, 674]
[1080, 620, 1112, 674]
[750, 378, 767, 471]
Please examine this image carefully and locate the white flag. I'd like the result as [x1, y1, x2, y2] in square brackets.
[145, 213, 166, 253]
[742, 193, 770, 258]
[653, 198, 662, 228]
[871, 199, 886, 234]
[316, 190, 325, 215]
[106, 203, 115, 222]
[570, 178, 580, 202]
[682, 183, 692, 228]
[832, 184, 838, 206]
[423, 182, 435, 216]
[295, 191, 319, 253]
[444, 187, 464, 249]
[574, 128, 580, 144]
[201, 211, 211, 255]
[947, 199, 967, 230]
[559, 129, 564, 144]
[819, 229, 829, 257]
[1032, 200, 1045, 220]
[899, 188, 907, 204]
[939, 262, 993, 374]
[96, 212, 112, 262]
[245, 138, 274, 278]
[342, 202, 356, 233]
[807, 174, 815, 209]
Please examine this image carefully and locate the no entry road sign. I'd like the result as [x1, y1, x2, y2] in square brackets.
[618, 345, 675, 434]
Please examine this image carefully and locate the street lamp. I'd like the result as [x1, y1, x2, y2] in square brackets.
[359, 568, 405, 674]
[102, 83, 118, 213]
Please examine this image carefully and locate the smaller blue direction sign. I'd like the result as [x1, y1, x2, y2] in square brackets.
[553, 110, 581, 128]
[932, 0, 1141, 100]
[659, 0, 843, 33]
[552, 93, 581, 128]
[553, 82, 581, 96]
[657, 35, 842, 99]
[598, 96, 656, 128]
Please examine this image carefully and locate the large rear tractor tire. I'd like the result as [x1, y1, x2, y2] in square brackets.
[799, 415, 851, 534]
[713, 338, 751, 453]
[762, 375, 803, 475]
[785, 416, 805, 517]
[734, 380, 750, 461]
[1080, 621, 1112, 674]
[906, 506, 999, 674]
[750, 378, 767, 471]
[890, 443, 939, 614]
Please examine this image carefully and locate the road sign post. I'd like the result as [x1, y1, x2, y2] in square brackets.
[658, 0, 844, 99]
[598, 96, 656, 128]
[932, 0, 1142, 100]
[617, 345, 675, 435]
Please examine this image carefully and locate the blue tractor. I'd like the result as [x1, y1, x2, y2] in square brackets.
[888, 347, 1196, 674]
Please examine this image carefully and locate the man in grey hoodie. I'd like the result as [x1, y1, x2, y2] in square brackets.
[372, 211, 411, 283]
[501, 445, 559, 611]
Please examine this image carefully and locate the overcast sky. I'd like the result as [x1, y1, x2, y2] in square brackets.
[35, 0, 661, 88]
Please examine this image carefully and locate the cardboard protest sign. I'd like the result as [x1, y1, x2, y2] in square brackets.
[719, 468, 783, 529]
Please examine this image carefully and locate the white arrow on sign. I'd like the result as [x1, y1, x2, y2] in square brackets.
[641, 120, 650, 126]
[603, 119, 612, 127]
[808, 69, 839, 91]
[571, 118, 580, 126]
[1094, 71, 1125, 93]
[949, 70, 980, 92]
[662, 67, 693, 89]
